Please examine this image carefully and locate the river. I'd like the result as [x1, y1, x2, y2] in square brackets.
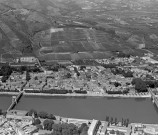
[1, 95, 158, 124]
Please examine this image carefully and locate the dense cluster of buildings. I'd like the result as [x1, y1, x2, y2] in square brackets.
[1, 111, 158, 135]
[1, 54, 158, 95]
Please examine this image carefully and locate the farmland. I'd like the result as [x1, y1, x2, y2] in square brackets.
[0, 0, 158, 61]
[34, 26, 146, 61]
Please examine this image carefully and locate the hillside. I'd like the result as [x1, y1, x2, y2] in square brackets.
[0, 0, 158, 62]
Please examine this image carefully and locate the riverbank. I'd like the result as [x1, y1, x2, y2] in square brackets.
[0, 92, 151, 98]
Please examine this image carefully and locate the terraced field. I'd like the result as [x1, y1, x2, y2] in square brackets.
[0, 0, 158, 62]
[34, 27, 144, 61]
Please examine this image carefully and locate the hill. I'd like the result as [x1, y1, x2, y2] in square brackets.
[0, 0, 158, 62]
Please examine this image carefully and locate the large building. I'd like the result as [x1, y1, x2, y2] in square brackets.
[6, 110, 33, 124]
[88, 119, 99, 135]
[144, 126, 158, 135]
[16, 57, 37, 63]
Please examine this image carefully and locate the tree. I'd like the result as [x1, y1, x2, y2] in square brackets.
[52, 123, 79, 135]
[36, 124, 43, 130]
[65, 73, 71, 78]
[28, 109, 38, 118]
[131, 78, 139, 85]
[121, 118, 124, 126]
[135, 79, 147, 93]
[110, 130, 115, 134]
[114, 118, 117, 125]
[123, 71, 133, 77]
[1, 76, 9, 83]
[33, 118, 41, 125]
[34, 76, 38, 80]
[110, 117, 113, 124]
[26, 71, 31, 81]
[80, 131, 88, 135]
[124, 119, 127, 127]
[126, 119, 129, 127]
[114, 82, 121, 87]
[0, 109, 2, 115]
[52, 124, 62, 132]
[79, 123, 88, 134]
[48, 114, 56, 120]
[106, 116, 109, 122]
[20, 66, 27, 72]
[0, 66, 12, 76]
[38, 111, 48, 119]
[132, 78, 147, 92]
[43, 119, 54, 131]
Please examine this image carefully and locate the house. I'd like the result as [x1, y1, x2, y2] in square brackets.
[18, 57, 37, 63]
[6, 110, 33, 124]
[33, 129, 52, 135]
[143, 126, 158, 135]
[100, 121, 109, 135]
[88, 119, 99, 135]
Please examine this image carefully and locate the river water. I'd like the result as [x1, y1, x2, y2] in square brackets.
[1, 95, 158, 124]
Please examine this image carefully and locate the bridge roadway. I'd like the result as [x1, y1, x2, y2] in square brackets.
[149, 88, 158, 108]
[7, 91, 24, 112]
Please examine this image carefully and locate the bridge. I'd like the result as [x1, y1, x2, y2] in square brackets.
[7, 91, 24, 112]
[149, 88, 158, 108]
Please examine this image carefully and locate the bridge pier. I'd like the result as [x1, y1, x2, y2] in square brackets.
[152, 98, 155, 103]
[12, 96, 17, 104]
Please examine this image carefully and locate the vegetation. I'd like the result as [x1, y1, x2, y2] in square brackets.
[25, 89, 88, 95]
[102, 64, 117, 68]
[1, 76, 9, 83]
[25, 89, 73, 94]
[111, 68, 133, 77]
[28, 109, 56, 120]
[105, 116, 129, 127]
[43, 119, 54, 131]
[0, 65, 13, 82]
[144, 80, 158, 88]
[51, 123, 88, 135]
[132, 78, 147, 93]
[74, 67, 80, 76]
[33, 118, 41, 125]
[0, 109, 2, 115]
[72, 60, 100, 66]
[0, 89, 19, 92]
[74, 90, 87, 94]
[106, 90, 129, 94]
[26, 71, 31, 81]
[114, 82, 121, 87]
[27, 109, 38, 118]
[117, 52, 130, 58]
[78, 123, 88, 135]
[38, 111, 56, 120]
[27, 109, 89, 134]
[0, 66, 13, 76]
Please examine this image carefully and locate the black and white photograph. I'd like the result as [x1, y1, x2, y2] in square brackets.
[0, 0, 158, 134]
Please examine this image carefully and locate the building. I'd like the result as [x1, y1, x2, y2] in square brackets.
[144, 126, 158, 135]
[67, 118, 90, 125]
[88, 119, 99, 135]
[6, 110, 33, 124]
[16, 57, 37, 63]
[100, 121, 109, 135]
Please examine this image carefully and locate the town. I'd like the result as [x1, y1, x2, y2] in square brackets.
[1, 0, 158, 134]
[0, 52, 158, 98]
[0, 108, 158, 135]
[0, 52, 158, 134]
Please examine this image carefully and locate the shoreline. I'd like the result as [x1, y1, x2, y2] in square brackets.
[0, 92, 151, 98]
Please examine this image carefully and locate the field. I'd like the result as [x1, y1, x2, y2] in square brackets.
[1, 0, 158, 62]
[34, 27, 141, 61]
